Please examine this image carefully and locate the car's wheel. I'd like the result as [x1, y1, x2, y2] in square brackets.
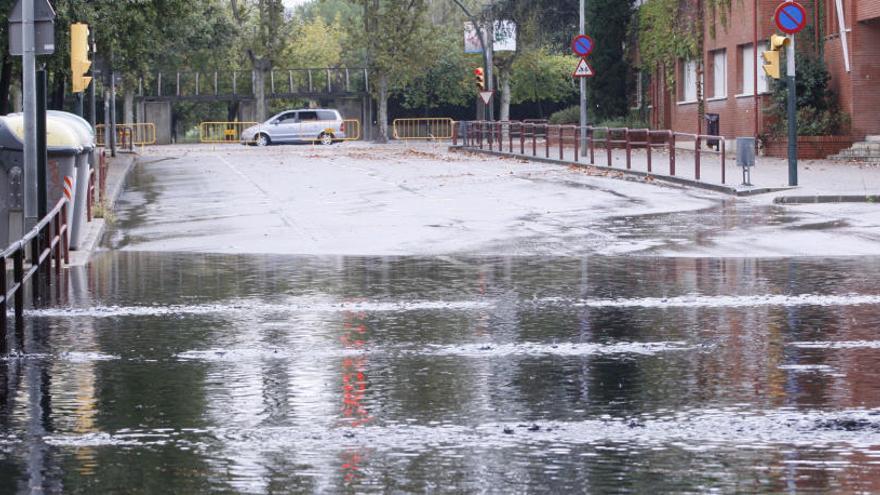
[256, 133, 270, 147]
[319, 132, 334, 146]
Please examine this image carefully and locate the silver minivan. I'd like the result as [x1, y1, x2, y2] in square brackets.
[241, 109, 346, 146]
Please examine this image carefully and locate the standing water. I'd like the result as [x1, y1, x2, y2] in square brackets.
[2, 252, 880, 492]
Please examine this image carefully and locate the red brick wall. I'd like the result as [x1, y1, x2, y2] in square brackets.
[857, 0, 880, 21]
[653, 1, 795, 139]
[825, 0, 880, 138]
[764, 135, 855, 158]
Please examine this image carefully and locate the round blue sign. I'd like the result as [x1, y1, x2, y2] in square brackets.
[571, 35, 594, 57]
[775, 2, 807, 35]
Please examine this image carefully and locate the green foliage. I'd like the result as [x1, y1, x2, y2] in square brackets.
[587, 0, 634, 120]
[548, 105, 648, 128]
[636, 0, 697, 84]
[548, 105, 580, 125]
[284, 16, 346, 67]
[400, 30, 474, 110]
[766, 53, 850, 137]
[510, 49, 577, 105]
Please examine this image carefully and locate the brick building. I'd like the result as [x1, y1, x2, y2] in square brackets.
[646, 0, 880, 141]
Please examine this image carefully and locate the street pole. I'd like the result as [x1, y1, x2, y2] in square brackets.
[486, 23, 494, 122]
[579, 0, 588, 156]
[110, 69, 117, 156]
[22, 0, 37, 229]
[787, 35, 797, 186]
[36, 69, 46, 220]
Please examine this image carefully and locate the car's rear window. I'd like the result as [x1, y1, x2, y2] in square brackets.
[317, 110, 338, 121]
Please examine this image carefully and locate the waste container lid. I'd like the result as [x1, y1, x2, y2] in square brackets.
[47, 111, 96, 151]
[1, 113, 83, 155]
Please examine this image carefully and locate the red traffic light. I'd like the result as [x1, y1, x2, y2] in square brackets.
[473, 68, 484, 76]
[474, 67, 485, 90]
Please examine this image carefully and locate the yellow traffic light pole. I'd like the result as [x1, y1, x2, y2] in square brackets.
[762, 33, 797, 186]
[70, 23, 92, 117]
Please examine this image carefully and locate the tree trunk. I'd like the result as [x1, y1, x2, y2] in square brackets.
[0, 55, 12, 115]
[376, 73, 389, 144]
[253, 59, 271, 122]
[499, 67, 511, 122]
[123, 91, 134, 124]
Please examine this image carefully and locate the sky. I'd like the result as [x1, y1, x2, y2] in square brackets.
[282, 0, 310, 8]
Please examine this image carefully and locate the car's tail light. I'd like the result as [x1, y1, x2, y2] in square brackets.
[340, 121, 345, 133]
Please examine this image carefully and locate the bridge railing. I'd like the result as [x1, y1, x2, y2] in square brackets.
[138, 68, 369, 99]
[0, 197, 69, 355]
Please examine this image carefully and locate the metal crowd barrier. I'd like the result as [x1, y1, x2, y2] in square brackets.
[96, 123, 157, 147]
[392, 118, 455, 141]
[459, 121, 727, 185]
[199, 121, 259, 144]
[0, 197, 70, 355]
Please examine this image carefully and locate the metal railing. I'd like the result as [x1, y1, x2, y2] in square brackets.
[459, 121, 727, 185]
[96, 123, 156, 147]
[393, 118, 455, 141]
[0, 198, 69, 355]
[137, 68, 369, 100]
[199, 121, 259, 144]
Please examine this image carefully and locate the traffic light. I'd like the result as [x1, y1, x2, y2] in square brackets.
[474, 67, 485, 91]
[762, 34, 789, 80]
[70, 23, 92, 93]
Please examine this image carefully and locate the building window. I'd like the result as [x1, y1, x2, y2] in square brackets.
[680, 59, 698, 103]
[757, 42, 770, 94]
[710, 49, 727, 98]
[739, 43, 771, 96]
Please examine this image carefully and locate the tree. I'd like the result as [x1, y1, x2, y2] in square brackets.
[229, 0, 290, 121]
[359, 0, 438, 142]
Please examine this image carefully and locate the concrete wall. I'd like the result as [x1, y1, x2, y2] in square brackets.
[144, 101, 172, 145]
[238, 100, 258, 123]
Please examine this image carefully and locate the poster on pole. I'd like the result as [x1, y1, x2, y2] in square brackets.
[464, 21, 517, 53]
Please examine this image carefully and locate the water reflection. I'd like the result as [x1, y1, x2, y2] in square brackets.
[0, 253, 878, 492]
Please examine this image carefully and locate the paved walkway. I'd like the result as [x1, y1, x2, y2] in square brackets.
[459, 139, 880, 200]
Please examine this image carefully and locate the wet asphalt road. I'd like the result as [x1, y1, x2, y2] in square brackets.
[1, 144, 880, 493]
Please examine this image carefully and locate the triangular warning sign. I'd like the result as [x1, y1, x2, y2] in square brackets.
[479, 91, 494, 105]
[573, 58, 594, 78]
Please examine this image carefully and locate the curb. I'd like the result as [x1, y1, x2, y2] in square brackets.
[774, 194, 880, 204]
[68, 153, 138, 266]
[449, 146, 789, 197]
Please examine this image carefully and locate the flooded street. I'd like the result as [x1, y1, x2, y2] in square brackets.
[3, 146, 880, 493]
[2, 253, 880, 492]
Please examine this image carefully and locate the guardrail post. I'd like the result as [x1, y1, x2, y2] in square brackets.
[53, 213, 62, 279]
[606, 129, 612, 167]
[647, 133, 653, 173]
[695, 136, 702, 181]
[589, 127, 595, 164]
[545, 125, 550, 158]
[0, 255, 6, 355]
[670, 132, 676, 176]
[625, 128, 632, 169]
[721, 139, 726, 184]
[30, 236, 40, 305]
[508, 122, 514, 152]
[520, 123, 525, 154]
[532, 125, 537, 156]
[13, 249, 23, 343]
[573, 126, 579, 163]
[559, 126, 564, 161]
[62, 203, 69, 265]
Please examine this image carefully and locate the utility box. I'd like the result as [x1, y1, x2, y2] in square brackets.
[736, 137, 756, 168]
[0, 118, 26, 247]
[8, 0, 56, 56]
[736, 137, 756, 186]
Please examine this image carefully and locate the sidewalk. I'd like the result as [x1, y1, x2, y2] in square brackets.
[455, 140, 880, 201]
[68, 152, 138, 265]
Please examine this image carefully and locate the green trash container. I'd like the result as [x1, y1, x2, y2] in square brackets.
[0, 117, 26, 248]
[1, 113, 83, 242]
[49, 111, 96, 249]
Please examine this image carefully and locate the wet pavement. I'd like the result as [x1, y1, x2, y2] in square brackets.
[3, 144, 880, 493]
[2, 254, 880, 492]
